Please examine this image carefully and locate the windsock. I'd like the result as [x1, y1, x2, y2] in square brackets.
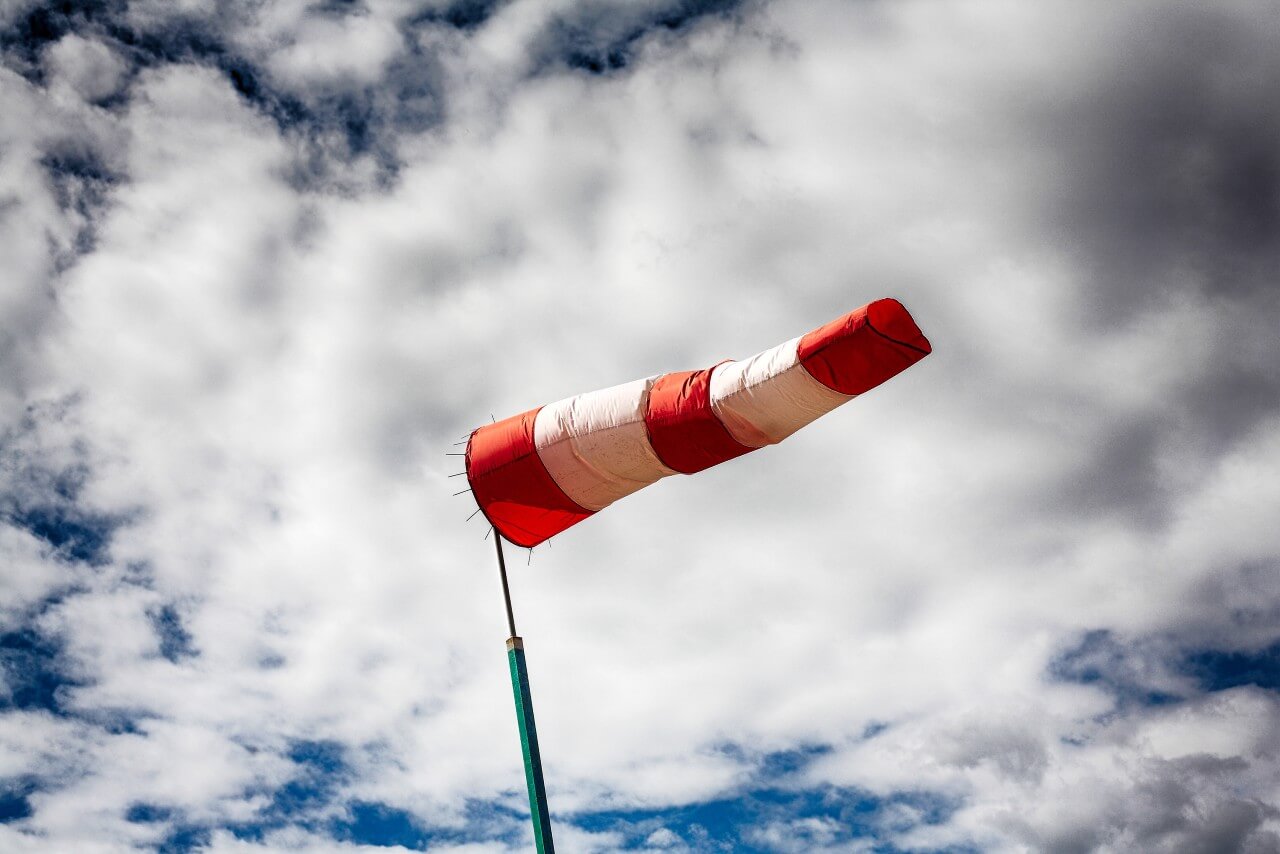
[465, 298, 931, 547]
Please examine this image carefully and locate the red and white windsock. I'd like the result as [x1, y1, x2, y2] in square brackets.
[465, 298, 931, 547]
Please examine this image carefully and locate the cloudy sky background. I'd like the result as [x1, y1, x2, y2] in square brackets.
[3, 0, 1280, 851]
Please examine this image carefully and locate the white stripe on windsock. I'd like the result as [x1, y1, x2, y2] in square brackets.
[533, 376, 676, 512]
[709, 336, 853, 448]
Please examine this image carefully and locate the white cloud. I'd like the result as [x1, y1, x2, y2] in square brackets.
[42, 34, 129, 103]
[265, 13, 404, 87]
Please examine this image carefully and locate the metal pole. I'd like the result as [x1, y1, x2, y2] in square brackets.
[495, 529, 518, 639]
[494, 531, 555, 853]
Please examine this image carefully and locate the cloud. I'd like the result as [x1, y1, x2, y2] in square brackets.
[41, 32, 129, 102]
[2, 0, 1280, 851]
[1041, 2, 1280, 315]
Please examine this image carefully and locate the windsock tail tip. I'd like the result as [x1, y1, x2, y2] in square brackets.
[867, 297, 932, 356]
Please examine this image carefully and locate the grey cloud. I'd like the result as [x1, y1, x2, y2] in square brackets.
[1051, 414, 1170, 528]
[995, 3, 1280, 532]
[1046, 4, 1280, 317]
[1040, 362, 1280, 537]
[1183, 563, 1280, 652]
[1031, 755, 1279, 854]
[41, 33, 129, 102]
[939, 720, 1049, 784]
[40, 142, 119, 263]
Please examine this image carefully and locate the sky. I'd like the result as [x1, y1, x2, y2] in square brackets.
[2, 0, 1280, 851]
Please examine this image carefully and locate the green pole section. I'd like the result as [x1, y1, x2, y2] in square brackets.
[507, 636, 555, 853]
[493, 532, 555, 852]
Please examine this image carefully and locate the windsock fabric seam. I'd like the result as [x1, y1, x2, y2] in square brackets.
[532, 381, 677, 512]
[863, 317, 931, 356]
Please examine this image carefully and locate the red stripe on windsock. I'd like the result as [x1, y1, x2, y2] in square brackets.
[798, 298, 932, 395]
[645, 366, 755, 474]
[466, 408, 593, 548]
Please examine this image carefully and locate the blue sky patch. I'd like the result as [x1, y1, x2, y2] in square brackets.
[330, 800, 437, 848]
[553, 0, 743, 75]
[569, 785, 967, 852]
[147, 604, 198, 663]
[1182, 641, 1280, 692]
[158, 823, 211, 854]
[0, 776, 36, 824]
[6, 504, 118, 566]
[0, 624, 83, 714]
[1051, 628, 1280, 705]
[409, 0, 507, 32]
